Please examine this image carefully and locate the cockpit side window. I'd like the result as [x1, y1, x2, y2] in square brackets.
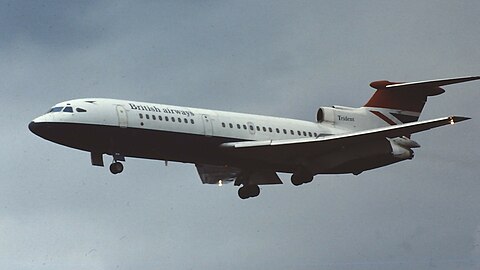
[49, 107, 64, 113]
[63, 106, 74, 113]
[76, 108, 87, 113]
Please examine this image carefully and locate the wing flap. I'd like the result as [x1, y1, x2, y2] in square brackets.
[195, 164, 283, 185]
[195, 164, 240, 184]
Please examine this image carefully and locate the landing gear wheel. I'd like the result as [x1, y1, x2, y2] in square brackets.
[238, 185, 260, 199]
[250, 185, 260, 197]
[109, 162, 124, 174]
[291, 171, 313, 186]
[238, 187, 249, 199]
[291, 174, 304, 186]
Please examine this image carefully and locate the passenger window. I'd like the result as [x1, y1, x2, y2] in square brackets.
[178, 118, 182, 123]
[190, 119, 195, 124]
[63, 107, 73, 113]
[222, 122, 226, 128]
[256, 126, 260, 131]
[76, 108, 87, 113]
[283, 129, 287, 134]
[276, 128, 280, 133]
[314, 132, 318, 137]
[237, 124, 241, 129]
[243, 124, 247, 130]
[268, 127, 272, 132]
[165, 117, 169, 121]
[290, 130, 294, 135]
[159, 115, 162, 121]
[263, 127, 267, 132]
[249, 125, 254, 131]
[152, 115, 156, 120]
[308, 132, 312, 137]
[171, 117, 175, 122]
[146, 114, 150, 120]
[229, 123, 233, 128]
[303, 131, 307, 136]
[139, 113, 143, 119]
[297, 131, 301, 136]
[184, 118, 188, 123]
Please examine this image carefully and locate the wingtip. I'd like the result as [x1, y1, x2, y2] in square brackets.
[450, 116, 471, 124]
[462, 75, 480, 82]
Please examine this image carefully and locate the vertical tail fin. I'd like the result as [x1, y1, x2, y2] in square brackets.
[363, 76, 480, 125]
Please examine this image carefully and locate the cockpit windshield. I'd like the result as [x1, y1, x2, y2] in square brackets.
[48, 106, 87, 113]
[63, 106, 73, 113]
[49, 107, 63, 113]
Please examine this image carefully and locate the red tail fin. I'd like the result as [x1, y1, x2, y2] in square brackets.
[364, 76, 480, 124]
[365, 80, 444, 118]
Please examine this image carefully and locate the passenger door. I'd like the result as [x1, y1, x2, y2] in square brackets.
[202, 114, 213, 136]
[116, 105, 128, 128]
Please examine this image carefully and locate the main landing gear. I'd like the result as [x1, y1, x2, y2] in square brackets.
[238, 185, 260, 199]
[291, 169, 314, 186]
[110, 162, 124, 174]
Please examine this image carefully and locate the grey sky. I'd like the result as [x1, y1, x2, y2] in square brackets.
[1, 1, 480, 269]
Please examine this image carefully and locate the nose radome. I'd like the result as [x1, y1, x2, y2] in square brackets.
[28, 121, 38, 134]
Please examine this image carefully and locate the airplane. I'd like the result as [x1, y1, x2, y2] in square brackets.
[29, 76, 479, 199]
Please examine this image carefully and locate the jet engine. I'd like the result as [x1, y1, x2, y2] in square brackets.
[316, 106, 361, 129]
[316, 107, 336, 123]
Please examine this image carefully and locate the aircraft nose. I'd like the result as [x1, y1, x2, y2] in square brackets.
[29, 120, 47, 137]
[28, 121, 38, 134]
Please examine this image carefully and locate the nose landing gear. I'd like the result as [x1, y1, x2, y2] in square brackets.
[109, 153, 125, 174]
[109, 162, 124, 174]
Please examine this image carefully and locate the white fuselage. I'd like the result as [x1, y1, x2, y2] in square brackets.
[29, 98, 405, 175]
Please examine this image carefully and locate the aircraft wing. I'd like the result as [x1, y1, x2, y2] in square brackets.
[221, 116, 469, 160]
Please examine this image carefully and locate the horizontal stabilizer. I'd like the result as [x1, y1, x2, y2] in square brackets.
[370, 76, 480, 96]
[385, 76, 480, 90]
[366, 76, 480, 115]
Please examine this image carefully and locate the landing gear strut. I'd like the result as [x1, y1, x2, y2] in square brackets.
[109, 162, 124, 174]
[238, 185, 260, 199]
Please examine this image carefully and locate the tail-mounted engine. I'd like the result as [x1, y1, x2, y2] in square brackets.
[317, 106, 363, 129]
[316, 107, 336, 123]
